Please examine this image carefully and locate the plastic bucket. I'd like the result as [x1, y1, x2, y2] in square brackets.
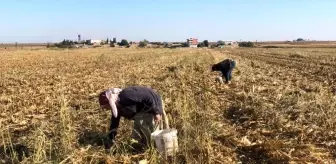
[216, 76, 224, 83]
[151, 128, 178, 156]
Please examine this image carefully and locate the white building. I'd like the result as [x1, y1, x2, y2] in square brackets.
[189, 44, 198, 48]
[86, 39, 102, 45]
[218, 40, 237, 45]
[187, 38, 198, 48]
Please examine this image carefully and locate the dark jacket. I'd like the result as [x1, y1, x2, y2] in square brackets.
[212, 59, 236, 82]
[108, 86, 163, 141]
[212, 59, 234, 73]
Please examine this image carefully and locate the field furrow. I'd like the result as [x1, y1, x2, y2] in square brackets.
[0, 48, 335, 163]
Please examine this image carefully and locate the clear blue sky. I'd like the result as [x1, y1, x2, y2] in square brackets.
[0, 0, 335, 43]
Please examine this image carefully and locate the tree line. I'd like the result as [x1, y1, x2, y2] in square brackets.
[49, 38, 256, 48]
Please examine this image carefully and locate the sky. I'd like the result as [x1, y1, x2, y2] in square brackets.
[0, 0, 335, 43]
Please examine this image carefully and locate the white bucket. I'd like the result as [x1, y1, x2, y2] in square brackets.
[151, 128, 178, 156]
[215, 76, 224, 83]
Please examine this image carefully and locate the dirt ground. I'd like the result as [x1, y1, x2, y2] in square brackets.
[0, 47, 335, 163]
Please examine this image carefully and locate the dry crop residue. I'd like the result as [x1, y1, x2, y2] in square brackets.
[0, 47, 335, 163]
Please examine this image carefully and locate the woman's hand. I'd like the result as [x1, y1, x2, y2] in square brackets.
[154, 114, 162, 123]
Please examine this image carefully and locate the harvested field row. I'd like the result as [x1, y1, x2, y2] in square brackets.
[224, 49, 336, 87]
[211, 48, 336, 163]
[0, 48, 335, 163]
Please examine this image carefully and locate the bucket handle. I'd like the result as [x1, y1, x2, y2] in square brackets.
[161, 98, 170, 130]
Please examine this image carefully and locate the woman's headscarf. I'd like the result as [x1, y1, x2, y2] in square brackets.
[99, 88, 122, 118]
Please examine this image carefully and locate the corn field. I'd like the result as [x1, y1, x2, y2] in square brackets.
[0, 47, 335, 163]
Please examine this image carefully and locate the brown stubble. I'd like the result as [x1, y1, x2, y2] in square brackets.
[0, 47, 335, 163]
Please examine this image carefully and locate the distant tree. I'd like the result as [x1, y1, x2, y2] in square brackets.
[197, 42, 205, 48]
[54, 39, 75, 48]
[119, 39, 129, 46]
[296, 38, 304, 42]
[238, 41, 254, 47]
[217, 40, 225, 46]
[203, 40, 209, 47]
[163, 42, 169, 48]
[181, 42, 189, 47]
[113, 38, 117, 43]
[138, 39, 148, 48]
[106, 38, 109, 44]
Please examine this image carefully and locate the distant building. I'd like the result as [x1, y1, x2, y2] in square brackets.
[86, 39, 102, 45]
[225, 41, 233, 45]
[170, 43, 183, 48]
[224, 41, 234, 45]
[218, 40, 237, 46]
[187, 38, 198, 48]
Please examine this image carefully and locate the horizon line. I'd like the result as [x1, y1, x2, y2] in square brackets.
[1, 40, 336, 44]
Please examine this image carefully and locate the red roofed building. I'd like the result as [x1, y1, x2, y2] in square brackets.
[187, 38, 198, 48]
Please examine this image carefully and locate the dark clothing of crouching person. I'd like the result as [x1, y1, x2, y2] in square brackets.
[98, 86, 163, 151]
[211, 59, 236, 83]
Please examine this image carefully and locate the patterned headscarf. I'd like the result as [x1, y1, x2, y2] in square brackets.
[99, 88, 122, 118]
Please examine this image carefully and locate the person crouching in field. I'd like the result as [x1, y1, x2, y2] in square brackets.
[211, 59, 236, 84]
[98, 86, 163, 151]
